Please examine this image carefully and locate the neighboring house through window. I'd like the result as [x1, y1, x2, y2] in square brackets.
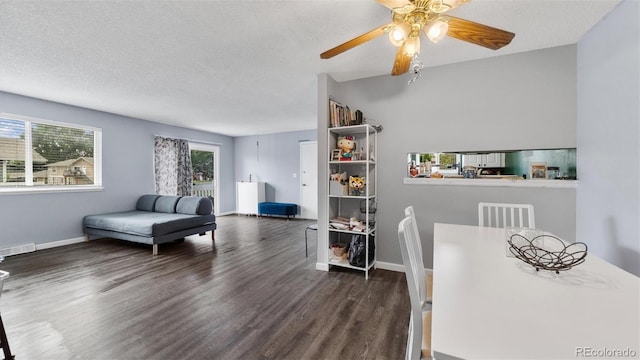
[0, 113, 102, 193]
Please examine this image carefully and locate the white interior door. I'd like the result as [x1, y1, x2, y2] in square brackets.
[300, 141, 318, 219]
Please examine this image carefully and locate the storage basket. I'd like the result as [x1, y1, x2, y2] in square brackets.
[329, 181, 348, 196]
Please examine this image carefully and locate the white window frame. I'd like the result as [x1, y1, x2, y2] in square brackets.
[0, 112, 103, 194]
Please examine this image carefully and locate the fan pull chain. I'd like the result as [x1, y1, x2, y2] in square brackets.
[408, 54, 424, 84]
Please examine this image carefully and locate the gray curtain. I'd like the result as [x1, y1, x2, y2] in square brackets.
[154, 137, 193, 196]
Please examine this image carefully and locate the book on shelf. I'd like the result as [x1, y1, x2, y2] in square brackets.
[329, 100, 361, 128]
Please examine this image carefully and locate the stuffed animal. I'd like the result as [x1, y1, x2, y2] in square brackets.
[330, 171, 348, 184]
[337, 135, 355, 160]
[349, 176, 366, 196]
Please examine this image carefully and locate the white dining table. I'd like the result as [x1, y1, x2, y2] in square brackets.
[432, 223, 640, 360]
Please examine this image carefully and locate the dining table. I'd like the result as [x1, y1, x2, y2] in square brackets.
[431, 223, 640, 360]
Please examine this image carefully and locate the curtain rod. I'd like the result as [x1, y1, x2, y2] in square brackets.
[153, 134, 222, 147]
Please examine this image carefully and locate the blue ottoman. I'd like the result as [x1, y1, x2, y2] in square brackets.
[258, 202, 298, 219]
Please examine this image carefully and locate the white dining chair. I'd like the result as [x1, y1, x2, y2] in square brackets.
[0, 270, 12, 360]
[404, 206, 433, 304]
[398, 216, 432, 360]
[478, 202, 536, 228]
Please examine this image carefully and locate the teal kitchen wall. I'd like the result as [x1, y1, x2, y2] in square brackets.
[504, 148, 577, 179]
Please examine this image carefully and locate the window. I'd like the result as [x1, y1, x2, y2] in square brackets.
[0, 113, 102, 193]
[432, 153, 460, 174]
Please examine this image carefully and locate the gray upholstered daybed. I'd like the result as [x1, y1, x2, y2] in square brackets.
[83, 194, 216, 255]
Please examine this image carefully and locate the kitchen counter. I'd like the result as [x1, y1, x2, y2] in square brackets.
[403, 176, 577, 188]
[442, 174, 522, 180]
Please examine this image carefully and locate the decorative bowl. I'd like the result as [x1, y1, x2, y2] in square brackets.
[507, 232, 588, 274]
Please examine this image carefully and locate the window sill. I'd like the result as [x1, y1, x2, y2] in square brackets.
[0, 185, 104, 195]
[403, 177, 577, 189]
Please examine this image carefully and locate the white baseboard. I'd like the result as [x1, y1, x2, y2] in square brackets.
[376, 261, 405, 272]
[35, 236, 87, 250]
[375, 261, 434, 275]
[316, 261, 433, 274]
[217, 211, 235, 216]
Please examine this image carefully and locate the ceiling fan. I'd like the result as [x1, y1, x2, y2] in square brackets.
[320, 0, 515, 76]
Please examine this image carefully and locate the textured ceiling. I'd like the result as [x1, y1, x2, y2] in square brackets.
[0, 0, 622, 137]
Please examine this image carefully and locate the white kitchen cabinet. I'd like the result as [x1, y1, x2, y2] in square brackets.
[463, 154, 480, 167]
[482, 153, 505, 167]
[236, 182, 265, 215]
[463, 153, 505, 168]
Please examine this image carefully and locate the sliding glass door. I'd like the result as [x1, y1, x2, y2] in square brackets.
[190, 143, 219, 215]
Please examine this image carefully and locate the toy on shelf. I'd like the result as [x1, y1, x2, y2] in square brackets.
[329, 172, 348, 196]
[349, 176, 366, 196]
[337, 135, 355, 161]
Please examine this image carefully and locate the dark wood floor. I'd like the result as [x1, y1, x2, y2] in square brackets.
[0, 215, 410, 360]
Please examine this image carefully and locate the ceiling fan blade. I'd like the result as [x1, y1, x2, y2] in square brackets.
[320, 24, 389, 59]
[445, 16, 515, 50]
[376, 0, 412, 10]
[391, 46, 412, 76]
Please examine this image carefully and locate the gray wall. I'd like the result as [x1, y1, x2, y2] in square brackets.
[234, 129, 317, 205]
[0, 91, 235, 248]
[316, 74, 337, 268]
[577, 0, 639, 276]
[320, 45, 578, 268]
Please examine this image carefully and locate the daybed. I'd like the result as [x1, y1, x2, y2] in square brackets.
[83, 194, 216, 255]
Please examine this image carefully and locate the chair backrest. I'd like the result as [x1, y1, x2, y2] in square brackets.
[398, 217, 421, 311]
[478, 202, 536, 228]
[404, 206, 427, 304]
[0, 270, 9, 298]
[404, 206, 422, 255]
[398, 216, 423, 360]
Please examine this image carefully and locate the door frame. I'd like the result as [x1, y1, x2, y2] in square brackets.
[299, 141, 318, 220]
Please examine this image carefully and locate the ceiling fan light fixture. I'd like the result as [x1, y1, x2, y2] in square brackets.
[389, 23, 409, 47]
[320, 0, 514, 77]
[429, 0, 452, 13]
[426, 20, 449, 43]
[394, 3, 416, 15]
[404, 36, 421, 56]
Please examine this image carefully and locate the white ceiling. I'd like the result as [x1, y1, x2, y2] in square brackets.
[0, 0, 622, 137]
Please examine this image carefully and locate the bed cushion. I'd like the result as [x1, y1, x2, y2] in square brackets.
[154, 196, 181, 213]
[83, 211, 215, 237]
[136, 195, 161, 212]
[177, 196, 212, 215]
